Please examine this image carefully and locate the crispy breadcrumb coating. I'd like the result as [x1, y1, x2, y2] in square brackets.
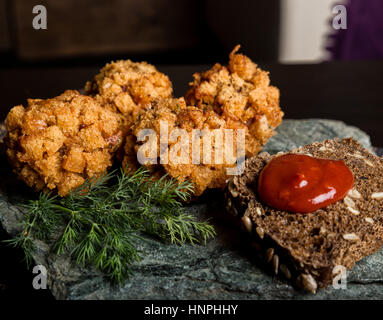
[85, 60, 173, 169]
[129, 98, 243, 196]
[185, 45, 283, 154]
[5, 90, 122, 196]
[85, 60, 173, 125]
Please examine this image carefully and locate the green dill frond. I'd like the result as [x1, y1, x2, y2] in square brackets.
[6, 167, 216, 283]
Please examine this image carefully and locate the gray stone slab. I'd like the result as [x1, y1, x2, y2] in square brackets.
[1, 119, 381, 300]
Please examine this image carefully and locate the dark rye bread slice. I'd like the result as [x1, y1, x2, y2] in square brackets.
[225, 138, 383, 293]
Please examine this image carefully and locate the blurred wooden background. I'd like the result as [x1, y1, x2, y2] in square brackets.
[0, 0, 280, 65]
[0, 0, 9, 51]
[11, 0, 202, 59]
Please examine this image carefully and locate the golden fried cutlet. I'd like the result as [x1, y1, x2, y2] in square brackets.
[185, 45, 283, 154]
[129, 98, 244, 196]
[5, 90, 122, 196]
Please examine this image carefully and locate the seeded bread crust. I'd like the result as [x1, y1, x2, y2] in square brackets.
[226, 138, 383, 293]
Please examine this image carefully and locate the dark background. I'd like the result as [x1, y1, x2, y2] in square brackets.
[0, 0, 280, 66]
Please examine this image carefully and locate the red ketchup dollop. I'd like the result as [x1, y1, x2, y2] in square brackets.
[257, 154, 354, 213]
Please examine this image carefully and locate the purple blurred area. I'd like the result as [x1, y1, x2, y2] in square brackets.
[328, 0, 383, 60]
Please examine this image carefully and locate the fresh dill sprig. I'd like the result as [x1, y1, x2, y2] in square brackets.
[7, 168, 216, 283]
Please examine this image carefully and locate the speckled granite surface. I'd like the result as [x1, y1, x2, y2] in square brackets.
[1, 119, 383, 300]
